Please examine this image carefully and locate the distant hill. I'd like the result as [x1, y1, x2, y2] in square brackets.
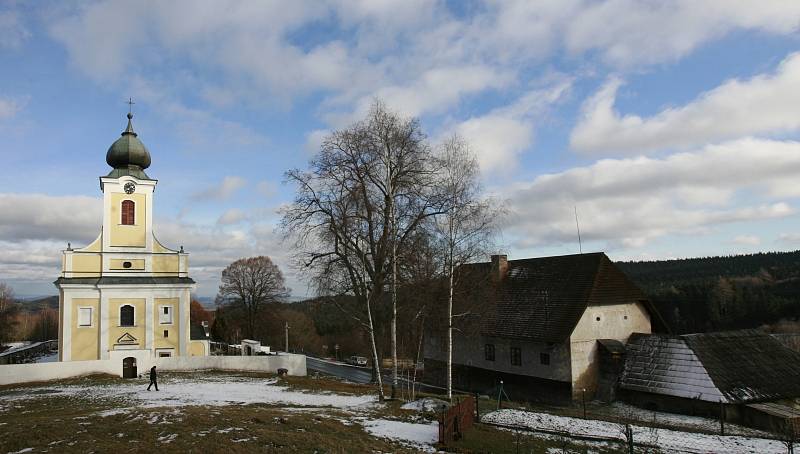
[616, 250, 800, 334]
[17, 295, 58, 312]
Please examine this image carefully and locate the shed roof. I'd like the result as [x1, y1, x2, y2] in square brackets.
[470, 252, 664, 343]
[621, 330, 800, 403]
[190, 323, 210, 341]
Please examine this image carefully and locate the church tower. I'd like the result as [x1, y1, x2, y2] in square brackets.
[55, 113, 205, 363]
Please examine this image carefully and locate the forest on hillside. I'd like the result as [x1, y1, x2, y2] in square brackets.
[617, 250, 800, 334]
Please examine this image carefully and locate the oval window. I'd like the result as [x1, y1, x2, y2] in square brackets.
[123, 261, 132, 269]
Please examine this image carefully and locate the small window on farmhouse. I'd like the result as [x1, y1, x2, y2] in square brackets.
[160, 306, 173, 324]
[485, 344, 495, 361]
[163, 330, 169, 338]
[595, 316, 601, 322]
[624, 315, 628, 320]
[540, 352, 550, 366]
[78, 307, 92, 327]
[121, 200, 135, 225]
[510, 347, 521, 366]
[120, 305, 134, 327]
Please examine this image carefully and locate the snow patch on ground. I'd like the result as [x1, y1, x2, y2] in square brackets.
[95, 408, 129, 417]
[34, 352, 59, 363]
[400, 397, 449, 413]
[606, 402, 771, 437]
[4, 374, 376, 412]
[361, 418, 439, 453]
[484, 409, 786, 454]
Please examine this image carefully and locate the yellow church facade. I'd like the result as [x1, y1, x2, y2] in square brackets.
[55, 113, 207, 363]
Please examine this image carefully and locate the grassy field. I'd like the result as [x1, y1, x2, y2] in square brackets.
[0, 371, 629, 453]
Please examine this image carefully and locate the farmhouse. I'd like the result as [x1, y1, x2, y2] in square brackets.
[424, 252, 666, 403]
[54, 113, 205, 366]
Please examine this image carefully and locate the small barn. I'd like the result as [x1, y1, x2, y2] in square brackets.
[620, 330, 800, 435]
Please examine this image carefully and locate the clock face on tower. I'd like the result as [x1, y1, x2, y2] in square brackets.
[124, 182, 136, 194]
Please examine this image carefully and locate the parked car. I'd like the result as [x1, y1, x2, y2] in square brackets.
[347, 355, 368, 367]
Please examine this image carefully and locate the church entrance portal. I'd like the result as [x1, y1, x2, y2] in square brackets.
[123, 357, 137, 378]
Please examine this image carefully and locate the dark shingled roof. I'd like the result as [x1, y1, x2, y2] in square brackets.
[471, 252, 664, 343]
[55, 277, 195, 286]
[621, 330, 800, 403]
[190, 323, 210, 341]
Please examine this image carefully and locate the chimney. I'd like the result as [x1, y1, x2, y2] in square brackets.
[491, 254, 508, 282]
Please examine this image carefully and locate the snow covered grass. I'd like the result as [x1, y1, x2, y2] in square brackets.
[22, 374, 378, 411]
[0, 371, 440, 453]
[483, 408, 789, 454]
[361, 418, 439, 452]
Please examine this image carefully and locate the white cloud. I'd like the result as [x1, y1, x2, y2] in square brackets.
[369, 65, 513, 118]
[305, 129, 329, 154]
[192, 176, 247, 201]
[454, 116, 533, 175]
[256, 181, 277, 199]
[216, 208, 247, 225]
[46, 0, 800, 137]
[0, 193, 101, 243]
[572, 52, 800, 154]
[732, 235, 761, 246]
[0, 95, 26, 120]
[447, 78, 572, 174]
[0, 192, 299, 297]
[504, 138, 800, 249]
[563, 0, 800, 67]
[778, 233, 800, 244]
[0, 10, 31, 50]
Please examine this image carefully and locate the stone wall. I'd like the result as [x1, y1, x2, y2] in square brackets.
[0, 353, 307, 386]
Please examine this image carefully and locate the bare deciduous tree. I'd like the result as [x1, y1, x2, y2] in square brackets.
[0, 282, 19, 346]
[281, 101, 441, 400]
[217, 256, 290, 340]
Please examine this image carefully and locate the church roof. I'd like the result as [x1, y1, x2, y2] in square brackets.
[106, 113, 152, 180]
[54, 276, 195, 286]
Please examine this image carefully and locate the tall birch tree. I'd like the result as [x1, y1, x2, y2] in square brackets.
[434, 135, 500, 400]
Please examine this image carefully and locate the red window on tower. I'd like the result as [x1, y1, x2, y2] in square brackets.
[121, 200, 135, 225]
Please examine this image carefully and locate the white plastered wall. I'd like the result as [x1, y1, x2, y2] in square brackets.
[569, 302, 652, 400]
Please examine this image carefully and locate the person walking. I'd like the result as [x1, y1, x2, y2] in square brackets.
[147, 365, 159, 391]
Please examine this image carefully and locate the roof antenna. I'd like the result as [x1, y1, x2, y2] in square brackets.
[574, 205, 583, 254]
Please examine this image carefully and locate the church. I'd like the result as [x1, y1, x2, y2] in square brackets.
[55, 112, 206, 363]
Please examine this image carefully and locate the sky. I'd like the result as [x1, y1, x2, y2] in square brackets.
[2, 1, 800, 298]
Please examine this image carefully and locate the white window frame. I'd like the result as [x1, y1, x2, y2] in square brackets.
[119, 304, 136, 327]
[159, 305, 173, 325]
[77, 307, 93, 327]
[155, 348, 174, 358]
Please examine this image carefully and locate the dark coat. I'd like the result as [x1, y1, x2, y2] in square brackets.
[149, 367, 157, 381]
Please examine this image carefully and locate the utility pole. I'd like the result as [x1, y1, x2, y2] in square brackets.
[285, 322, 289, 353]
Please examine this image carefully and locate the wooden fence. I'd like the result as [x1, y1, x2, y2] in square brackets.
[438, 396, 476, 445]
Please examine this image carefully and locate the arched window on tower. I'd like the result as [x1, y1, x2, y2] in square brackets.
[120, 305, 135, 326]
[121, 200, 135, 225]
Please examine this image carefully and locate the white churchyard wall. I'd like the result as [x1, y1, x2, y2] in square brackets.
[0, 354, 307, 386]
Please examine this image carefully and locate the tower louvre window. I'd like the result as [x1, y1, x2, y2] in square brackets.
[121, 200, 135, 225]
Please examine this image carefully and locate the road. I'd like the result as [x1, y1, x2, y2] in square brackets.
[306, 356, 374, 383]
[306, 356, 444, 394]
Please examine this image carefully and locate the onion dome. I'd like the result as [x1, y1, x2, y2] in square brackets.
[105, 113, 152, 179]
